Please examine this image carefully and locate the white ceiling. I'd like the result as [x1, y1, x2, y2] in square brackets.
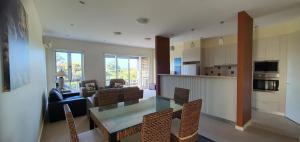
[34, 0, 300, 48]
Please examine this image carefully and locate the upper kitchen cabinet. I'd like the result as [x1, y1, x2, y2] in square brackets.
[202, 46, 237, 67]
[214, 47, 226, 65]
[253, 37, 281, 61]
[182, 39, 201, 62]
[225, 45, 237, 65]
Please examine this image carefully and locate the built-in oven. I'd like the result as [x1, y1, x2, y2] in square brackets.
[254, 61, 279, 73]
[253, 73, 279, 92]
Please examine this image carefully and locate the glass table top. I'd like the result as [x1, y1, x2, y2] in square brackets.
[89, 96, 182, 133]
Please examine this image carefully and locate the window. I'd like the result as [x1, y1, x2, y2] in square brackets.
[105, 54, 149, 88]
[56, 51, 84, 90]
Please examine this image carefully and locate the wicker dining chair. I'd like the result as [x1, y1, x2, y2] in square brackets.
[63, 104, 104, 142]
[97, 89, 120, 109]
[171, 99, 202, 142]
[123, 87, 143, 105]
[121, 108, 173, 142]
[173, 87, 190, 119]
[174, 87, 190, 105]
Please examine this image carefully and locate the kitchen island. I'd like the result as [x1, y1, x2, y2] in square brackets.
[159, 74, 237, 122]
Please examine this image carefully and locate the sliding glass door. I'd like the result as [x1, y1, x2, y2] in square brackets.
[56, 51, 84, 90]
[105, 55, 117, 85]
[129, 57, 139, 86]
[105, 54, 149, 88]
[117, 57, 130, 85]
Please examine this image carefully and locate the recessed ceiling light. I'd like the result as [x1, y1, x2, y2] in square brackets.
[79, 0, 85, 5]
[144, 37, 151, 40]
[136, 18, 149, 24]
[113, 32, 122, 35]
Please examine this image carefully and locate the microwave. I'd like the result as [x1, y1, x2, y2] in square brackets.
[254, 61, 279, 73]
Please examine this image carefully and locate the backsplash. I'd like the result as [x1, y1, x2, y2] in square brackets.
[204, 65, 237, 77]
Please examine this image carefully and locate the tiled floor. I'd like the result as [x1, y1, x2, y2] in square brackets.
[41, 112, 299, 142]
[41, 90, 299, 142]
[199, 113, 299, 142]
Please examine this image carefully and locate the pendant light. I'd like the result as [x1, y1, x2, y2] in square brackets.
[219, 21, 224, 47]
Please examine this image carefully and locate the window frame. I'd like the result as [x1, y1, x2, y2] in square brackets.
[104, 53, 150, 88]
[54, 50, 85, 90]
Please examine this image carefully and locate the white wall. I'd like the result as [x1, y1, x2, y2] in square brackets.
[0, 0, 47, 142]
[45, 36, 155, 90]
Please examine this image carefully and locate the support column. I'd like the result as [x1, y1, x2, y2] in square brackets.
[155, 36, 170, 96]
[236, 11, 253, 130]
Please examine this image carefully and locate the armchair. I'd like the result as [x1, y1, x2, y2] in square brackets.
[107, 79, 126, 88]
[80, 80, 99, 98]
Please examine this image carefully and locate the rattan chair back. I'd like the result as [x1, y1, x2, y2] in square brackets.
[141, 108, 173, 142]
[63, 104, 79, 142]
[179, 99, 202, 138]
[174, 87, 189, 105]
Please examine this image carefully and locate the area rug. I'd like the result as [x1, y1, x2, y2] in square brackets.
[198, 134, 215, 142]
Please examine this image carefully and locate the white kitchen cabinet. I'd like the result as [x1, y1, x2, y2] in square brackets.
[254, 38, 267, 61]
[205, 48, 215, 67]
[225, 46, 237, 65]
[182, 40, 201, 62]
[214, 47, 226, 65]
[252, 91, 280, 113]
[254, 37, 281, 61]
[203, 48, 210, 67]
[203, 46, 237, 67]
[266, 37, 280, 60]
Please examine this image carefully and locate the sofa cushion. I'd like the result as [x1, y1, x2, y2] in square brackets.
[49, 88, 64, 102]
[65, 96, 83, 101]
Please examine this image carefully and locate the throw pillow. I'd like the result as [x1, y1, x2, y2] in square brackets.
[114, 82, 123, 88]
[85, 83, 96, 91]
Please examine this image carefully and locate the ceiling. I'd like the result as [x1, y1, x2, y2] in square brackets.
[34, 0, 300, 48]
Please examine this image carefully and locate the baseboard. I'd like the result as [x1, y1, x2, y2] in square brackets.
[252, 107, 285, 116]
[235, 120, 252, 131]
[38, 118, 44, 142]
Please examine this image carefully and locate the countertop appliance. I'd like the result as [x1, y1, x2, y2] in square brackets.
[181, 62, 200, 75]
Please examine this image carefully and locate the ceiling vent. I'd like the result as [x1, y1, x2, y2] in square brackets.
[137, 18, 149, 24]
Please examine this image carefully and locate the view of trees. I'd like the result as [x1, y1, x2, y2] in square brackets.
[105, 56, 138, 86]
[56, 52, 82, 90]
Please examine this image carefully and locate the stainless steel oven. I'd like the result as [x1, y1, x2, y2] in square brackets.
[253, 73, 279, 91]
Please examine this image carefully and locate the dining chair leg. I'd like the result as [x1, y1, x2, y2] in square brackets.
[89, 116, 95, 130]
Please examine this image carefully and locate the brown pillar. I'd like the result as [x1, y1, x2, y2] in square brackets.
[237, 11, 253, 127]
[155, 36, 170, 96]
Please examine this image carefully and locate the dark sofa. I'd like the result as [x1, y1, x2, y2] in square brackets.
[48, 88, 87, 122]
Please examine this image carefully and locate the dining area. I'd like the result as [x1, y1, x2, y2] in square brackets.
[63, 87, 205, 142]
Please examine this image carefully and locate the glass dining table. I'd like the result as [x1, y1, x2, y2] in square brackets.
[89, 96, 183, 142]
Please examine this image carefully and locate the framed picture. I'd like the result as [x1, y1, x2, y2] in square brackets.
[1, 0, 30, 92]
